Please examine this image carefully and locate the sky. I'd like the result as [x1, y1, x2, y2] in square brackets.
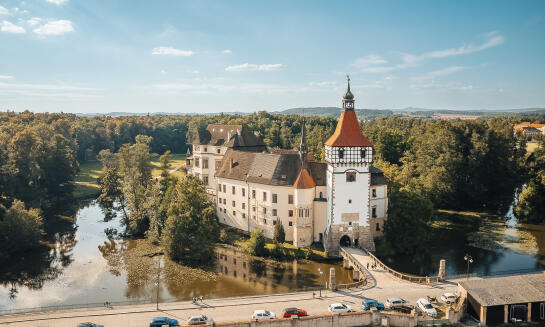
[0, 0, 545, 113]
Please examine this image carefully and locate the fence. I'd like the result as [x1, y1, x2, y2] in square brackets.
[351, 247, 441, 284]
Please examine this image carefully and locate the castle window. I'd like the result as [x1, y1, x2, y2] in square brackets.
[319, 192, 323, 198]
[288, 210, 293, 217]
[289, 221, 293, 226]
[233, 211, 236, 216]
[346, 172, 356, 182]
[348, 199, 352, 204]
[242, 188, 246, 197]
[305, 208, 310, 217]
[203, 176, 209, 185]
[288, 194, 294, 204]
[242, 203, 245, 209]
[298, 208, 303, 217]
[223, 199, 226, 205]
[272, 209, 277, 216]
[252, 206, 256, 212]
[361, 149, 366, 158]
[217, 149, 221, 154]
[372, 207, 377, 218]
[339, 149, 344, 159]
[195, 157, 200, 167]
[273, 220, 276, 225]
[372, 189, 377, 198]
[263, 219, 267, 224]
[223, 184, 226, 193]
[204, 147, 207, 152]
[376, 222, 380, 231]
[252, 189, 256, 199]
[272, 193, 278, 203]
[223, 208, 226, 213]
[242, 213, 246, 219]
[232, 186, 236, 195]
[263, 192, 267, 201]
[263, 207, 267, 214]
[203, 159, 209, 169]
[232, 201, 235, 207]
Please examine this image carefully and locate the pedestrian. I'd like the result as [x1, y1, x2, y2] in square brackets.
[200, 296, 203, 302]
[366, 262, 369, 269]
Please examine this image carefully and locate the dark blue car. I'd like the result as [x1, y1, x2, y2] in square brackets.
[149, 317, 179, 327]
[362, 299, 385, 311]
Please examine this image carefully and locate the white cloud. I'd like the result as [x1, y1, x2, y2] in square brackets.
[33, 19, 74, 35]
[0, 81, 101, 98]
[151, 46, 194, 56]
[353, 31, 504, 74]
[222, 49, 232, 54]
[45, 0, 69, 5]
[0, 75, 13, 79]
[0, 6, 8, 15]
[412, 66, 468, 81]
[27, 17, 41, 26]
[1, 20, 26, 34]
[225, 63, 284, 72]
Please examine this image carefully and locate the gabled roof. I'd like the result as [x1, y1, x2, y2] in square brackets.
[216, 149, 326, 186]
[190, 124, 267, 151]
[324, 109, 373, 147]
[294, 168, 315, 189]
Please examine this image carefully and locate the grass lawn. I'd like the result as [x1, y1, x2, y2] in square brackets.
[527, 142, 539, 154]
[73, 153, 186, 199]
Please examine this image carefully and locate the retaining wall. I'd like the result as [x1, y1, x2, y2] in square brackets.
[212, 310, 418, 327]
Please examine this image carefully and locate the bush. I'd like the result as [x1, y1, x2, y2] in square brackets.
[273, 219, 285, 243]
[219, 229, 230, 244]
[246, 229, 267, 257]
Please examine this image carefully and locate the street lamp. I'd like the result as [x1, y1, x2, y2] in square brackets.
[318, 268, 324, 297]
[464, 254, 473, 280]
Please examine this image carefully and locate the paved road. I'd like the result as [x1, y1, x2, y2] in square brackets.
[0, 280, 458, 327]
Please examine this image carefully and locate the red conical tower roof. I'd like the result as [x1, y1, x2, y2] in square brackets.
[324, 109, 373, 147]
[293, 168, 315, 189]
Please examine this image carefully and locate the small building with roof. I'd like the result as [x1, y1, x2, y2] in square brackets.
[187, 77, 388, 251]
[458, 273, 545, 326]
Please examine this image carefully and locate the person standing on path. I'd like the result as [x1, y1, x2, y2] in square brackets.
[366, 262, 369, 269]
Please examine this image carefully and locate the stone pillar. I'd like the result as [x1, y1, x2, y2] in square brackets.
[329, 268, 336, 291]
[504, 305, 509, 324]
[528, 302, 532, 322]
[438, 259, 446, 281]
[480, 306, 487, 326]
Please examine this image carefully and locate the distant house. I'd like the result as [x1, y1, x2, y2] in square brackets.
[513, 122, 545, 140]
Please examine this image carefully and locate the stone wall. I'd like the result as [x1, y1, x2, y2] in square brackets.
[325, 224, 375, 255]
[213, 310, 418, 327]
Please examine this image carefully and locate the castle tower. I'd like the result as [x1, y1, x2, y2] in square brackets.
[324, 76, 375, 254]
[293, 118, 314, 247]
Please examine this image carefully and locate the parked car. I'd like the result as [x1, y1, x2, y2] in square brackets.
[328, 303, 354, 313]
[187, 315, 213, 325]
[77, 323, 104, 327]
[385, 298, 409, 309]
[252, 310, 276, 320]
[281, 308, 308, 318]
[362, 299, 385, 311]
[149, 317, 179, 327]
[440, 293, 457, 304]
[417, 298, 438, 317]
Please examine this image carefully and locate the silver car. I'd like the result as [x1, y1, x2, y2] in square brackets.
[385, 297, 409, 309]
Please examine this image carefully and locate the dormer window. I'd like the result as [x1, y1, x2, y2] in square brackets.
[339, 149, 344, 159]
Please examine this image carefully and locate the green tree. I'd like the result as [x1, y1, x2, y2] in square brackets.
[0, 200, 43, 260]
[273, 219, 285, 243]
[382, 190, 434, 253]
[246, 229, 267, 257]
[161, 175, 219, 263]
[514, 171, 545, 223]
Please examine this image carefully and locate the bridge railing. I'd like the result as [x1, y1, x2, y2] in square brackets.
[341, 247, 440, 284]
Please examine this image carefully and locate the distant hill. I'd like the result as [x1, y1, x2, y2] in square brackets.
[274, 107, 394, 119]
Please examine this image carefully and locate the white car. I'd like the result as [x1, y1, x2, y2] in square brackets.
[328, 303, 354, 313]
[440, 293, 457, 304]
[417, 298, 438, 317]
[187, 315, 214, 325]
[385, 297, 409, 309]
[252, 310, 276, 320]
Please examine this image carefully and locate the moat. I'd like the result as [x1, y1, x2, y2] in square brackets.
[1, 197, 544, 312]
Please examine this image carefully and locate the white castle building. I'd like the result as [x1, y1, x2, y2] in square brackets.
[187, 79, 388, 254]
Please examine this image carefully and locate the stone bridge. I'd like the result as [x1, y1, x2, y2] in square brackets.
[338, 247, 446, 288]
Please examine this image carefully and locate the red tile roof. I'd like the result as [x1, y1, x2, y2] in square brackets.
[293, 168, 315, 189]
[324, 109, 373, 147]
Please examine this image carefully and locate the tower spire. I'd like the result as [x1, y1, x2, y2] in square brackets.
[342, 74, 355, 110]
[299, 115, 308, 168]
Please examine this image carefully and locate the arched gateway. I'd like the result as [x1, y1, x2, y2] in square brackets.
[339, 235, 351, 247]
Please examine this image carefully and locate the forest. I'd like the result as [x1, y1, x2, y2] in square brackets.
[0, 109, 544, 261]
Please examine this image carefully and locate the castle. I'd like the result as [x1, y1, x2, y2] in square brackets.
[187, 78, 388, 254]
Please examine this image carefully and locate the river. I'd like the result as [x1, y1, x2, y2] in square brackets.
[0, 201, 353, 312]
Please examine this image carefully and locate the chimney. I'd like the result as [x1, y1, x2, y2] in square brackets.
[229, 158, 234, 168]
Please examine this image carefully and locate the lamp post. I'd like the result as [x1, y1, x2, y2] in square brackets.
[464, 254, 473, 280]
[318, 268, 323, 297]
[155, 256, 162, 311]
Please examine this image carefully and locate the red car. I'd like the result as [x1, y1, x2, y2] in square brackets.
[281, 308, 308, 318]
